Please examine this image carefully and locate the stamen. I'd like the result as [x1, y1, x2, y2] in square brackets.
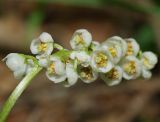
[38, 43, 47, 52]
[126, 41, 133, 56]
[124, 61, 136, 75]
[143, 57, 152, 68]
[106, 68, 119, 79]
[80, 67, 93, 80]
[108, 47, 117, 57]
[75, 34, 84, 45]
[95, 52, 108, 67]
[48, 63, 55, 74]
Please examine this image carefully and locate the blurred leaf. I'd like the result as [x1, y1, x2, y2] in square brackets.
[25, 9, 44, 42]
[134, 24, 157, 52]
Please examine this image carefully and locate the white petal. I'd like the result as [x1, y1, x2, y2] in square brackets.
[30, 39, 40, 54]
[13, 65, 27, 79]
[39, 32, 54, 43]
[5, 53, 26, 71]
[142, 51, 158, 70]
[45, 43, 53, 55]
[46, 73, 67, 83]
[65, 63, 78, 87]
[142, 69, 152, 79]
[36, 55, 49, 67]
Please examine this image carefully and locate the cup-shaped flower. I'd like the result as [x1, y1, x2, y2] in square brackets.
[91, 49, 113, 73]
[125, 38, 140, 56]
[70, 51, 90, 67]
[121, 56, 141, 80]
[46, 56, 66, 83]
[77, 64, 98, 83]
[106, 36, 128, 57]
[3, 53, 37, 79]
[3, 53, 27, 79]
[63, 63, 78, 87]
[140, 51, 158, 79]
[30, 32, 54, 56]
[100, 66, 123, 86]
[70, 29, 92, 50]
[141, 51, 158, 70]
[101, 41, 122, 64]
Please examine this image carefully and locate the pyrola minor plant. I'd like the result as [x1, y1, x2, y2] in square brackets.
[0, 29, 158, 122]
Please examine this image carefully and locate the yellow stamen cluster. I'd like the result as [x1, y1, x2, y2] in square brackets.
[75, 34, 84, 45]
[108, 47, 117, 57]
[38, 43, 47, 52]
[48, 63, 55, 74]
[124, 61, 136, 75]
[80, 67, 93, 80]
[106, 68, 119, 79]
[126, 41, 133, 55]
[143, 57, 152, 68]
[95, 52, 108, 67]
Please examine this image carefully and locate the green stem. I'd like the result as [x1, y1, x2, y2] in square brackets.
[0, 66, 42, 122]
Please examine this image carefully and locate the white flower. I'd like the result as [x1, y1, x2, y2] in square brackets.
[141, 51, 158, 70]
[121, 56, 141, 80]
[70, 29, 92, 50]
[101, 40, 123, 64]
[63, 63, 78, 87]
[77, 64, 98, 83]
[3, 53, 36, 79]
[90, 49, 113, 73]
[70, 51, 90, 67]
[100, 66, 123, 86]
[46, 56, 66, 83]
[140, 51, 158, 79]
[125, 38, 140, 56]
[106, 36, 128, 57]
[30, 32, 54, 55]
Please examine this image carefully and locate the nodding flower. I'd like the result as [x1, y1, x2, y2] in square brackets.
[125, 38, 140, 56]
[63, 63, 78, 87]
[121, 56, 141, 80]
[106, 36, 128, 57]
[77, 64, 98, 83]
[140, 51, 158, 79]
[3, 53, 35, 79]
[91, 48, 113, 73]
[70, 51, 90, 67]
[46, 56, 66, 83]
[100, 66, 123, 86]
[101, 40, 123, 64]
[70, 29, 92, 50]
[30, 32, 54, 56]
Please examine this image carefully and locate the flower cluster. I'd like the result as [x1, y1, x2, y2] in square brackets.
[3, 29, 158, 87]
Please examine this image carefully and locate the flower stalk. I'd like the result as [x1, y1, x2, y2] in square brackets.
[0, 66, 42, 122]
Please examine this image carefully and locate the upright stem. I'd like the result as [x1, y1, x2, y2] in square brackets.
[0, 66, 42, 122]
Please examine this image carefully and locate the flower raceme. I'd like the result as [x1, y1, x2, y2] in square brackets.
[3, 29, 158, 87]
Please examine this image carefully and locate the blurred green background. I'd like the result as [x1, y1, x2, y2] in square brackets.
[0, 0, 160, 122]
